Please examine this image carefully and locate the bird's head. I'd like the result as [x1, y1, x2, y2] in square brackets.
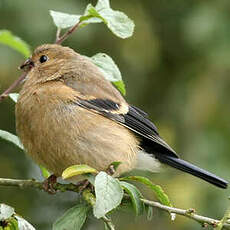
[20, 44, 80, 84]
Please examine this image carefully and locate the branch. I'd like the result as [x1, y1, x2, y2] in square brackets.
[55, 21, 81, 44]
[0, 72, 26, 102]
[0, 20, 82, 103]
[142, 199, 230, 229]
[0, 177, 229, 229]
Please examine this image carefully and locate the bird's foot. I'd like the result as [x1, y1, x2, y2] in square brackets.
[106, 164, 116, 176]
[43, 174, 57, 194]
[76, 179, 90, 193]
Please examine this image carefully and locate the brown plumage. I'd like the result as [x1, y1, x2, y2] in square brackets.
[16, 44, 228, 188]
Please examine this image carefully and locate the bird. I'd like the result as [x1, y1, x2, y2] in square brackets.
[16, 44, 228, 189]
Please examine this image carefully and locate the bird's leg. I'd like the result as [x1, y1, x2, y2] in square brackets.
[42, 174, 57, 194]
[106, 164, 116, 176]
[76, 179, 90, 193]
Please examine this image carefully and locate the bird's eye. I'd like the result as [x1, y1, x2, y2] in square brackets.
[39, 55, 48, 63]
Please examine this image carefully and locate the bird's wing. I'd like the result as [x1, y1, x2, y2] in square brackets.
[74, 97, 178, 158]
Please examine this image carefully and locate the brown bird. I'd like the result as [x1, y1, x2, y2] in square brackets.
[16, 44, 228, 188]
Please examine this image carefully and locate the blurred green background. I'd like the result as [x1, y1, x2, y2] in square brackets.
[1, 0, 230, 229]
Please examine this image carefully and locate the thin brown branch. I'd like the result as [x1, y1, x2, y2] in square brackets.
[0, 72, 26, 102]
[55, 21, 81, 44]
[0, 177, 229, 229]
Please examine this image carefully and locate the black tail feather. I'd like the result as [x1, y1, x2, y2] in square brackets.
[157, 155, 228, 189]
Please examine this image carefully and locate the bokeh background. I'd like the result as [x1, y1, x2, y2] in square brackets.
[1, 0, 230, 229]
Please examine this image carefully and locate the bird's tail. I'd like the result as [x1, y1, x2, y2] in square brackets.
[156, 155, 228, 189]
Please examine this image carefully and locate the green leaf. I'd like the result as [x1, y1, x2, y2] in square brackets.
[91, 53, 122, 82]
[0, 130, 24, 150]
[15, 215, 35, 230]
[112, 81, 126, 96]
[39, 165, 51, 179]
[120, 176, 172, 207]
[0, 204, 14, 221]
[62, 164, 97, 180]
[53, 203, 89, 230]
[99, 9, 134, 39]
[83, 0, 134, 38]
[93, 172, 123, 218]
[120, 181, 144, 216]
[9, 93, 19, 103]
[0, 30, 31, 58]
[7, 217, 19, 230]
[50, 10, 81, 29]
[95, 0, 110, 11]
[90, 53, 126, 95]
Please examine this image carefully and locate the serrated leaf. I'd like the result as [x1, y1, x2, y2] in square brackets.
[15, 215, 35, 230]
[53, 204, 89, 230]
[93, 172, 123, 218]
[120, 181, 144, 216]
[112, 81, 126, 96]
[0, 130, 24, 150]
[50, 10, 81, 29]
[120, 176, 172, 207]
[62, 164, 97, 180]
[9, 93, 19, 103]
[39, 165, 51, 179]
[0, 204, 15, 221]
[0, 30, 31, 58]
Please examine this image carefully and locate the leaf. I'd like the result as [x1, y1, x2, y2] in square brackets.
[93, 172, 123, 218]
[9, 93, 19, 103]
[83, 0, 134, 38]
[7, 217, 19, 230]
[49, 10, 81, 29]
[0, 30, 31, 58]
[15, 215, 35, 230]
[91, 53, 122, 82]
[0, 204, 15, 221]
[39, 165, 51, 179]
[0, 130, 24, 150]
[120, 176, 172, 207]
[62, 164, 97, 180]
[119, 181, 144, 216]
[53, 203, 89, 230]
[99, 9, 134, 39]
[112, 81, 126, 96]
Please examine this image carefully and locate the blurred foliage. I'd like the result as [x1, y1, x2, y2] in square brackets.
[0, 0, 230, 229]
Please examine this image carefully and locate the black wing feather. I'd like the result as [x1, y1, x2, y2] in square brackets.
[75, 97, 228, 189]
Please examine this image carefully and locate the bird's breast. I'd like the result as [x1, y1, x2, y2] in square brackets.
[16, 82, 139, 176]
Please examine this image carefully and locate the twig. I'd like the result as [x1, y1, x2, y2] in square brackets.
[55, 21, 81, 44]
[102, 216, 115, 230]
[0, 72, 26, 102]
[142, 199, 230, 229]
[0, 177, 228, 229]
[216, 206, 230, 230]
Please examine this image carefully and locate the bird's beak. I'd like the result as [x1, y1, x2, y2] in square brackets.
[19, 58, 34, 72]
